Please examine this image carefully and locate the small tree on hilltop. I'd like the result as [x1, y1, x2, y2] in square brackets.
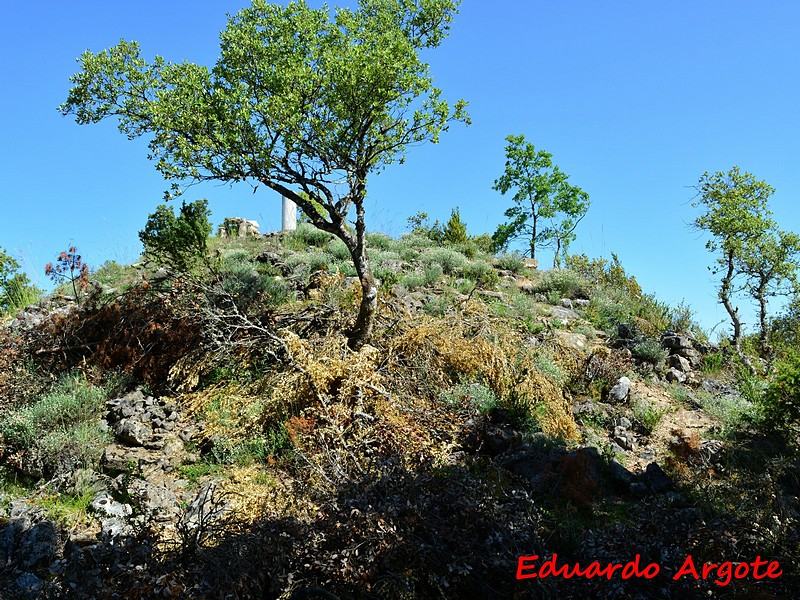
[60, 0, 469, 349]
[139, 199, 213, 272]
[693, 166, 776, 354]
[492, 134, 589, 262]
[442, 207, 468, 245]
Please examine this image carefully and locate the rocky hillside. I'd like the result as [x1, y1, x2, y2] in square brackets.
[0, 224, 797, 599]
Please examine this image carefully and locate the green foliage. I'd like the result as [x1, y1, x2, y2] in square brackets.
[139, 199, 212, 272]
[420, 247, 468, 275]
[208, 425, 291, 466]
[701, 351, 724, 375]
[0, 374, 110, 478]
[492, 134, 589, 260]
[632, 399, 666, 434]
[442, 207, 468, 245]
[287, 223, 334, 250]
[693, 167, 784, 348]
[458, 260, 498, 287]
[439, 382, 498, 415]
[532, 269, 587, 299]
[762, 357, 800, 429]
[0, 248, 40, 315]
[406, 212, 445, 244]
[631, 339, 668, 364]
[493, 252, 526, 274]
[61, 0, 469, 348]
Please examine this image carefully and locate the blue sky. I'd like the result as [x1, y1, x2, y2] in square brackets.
[2, 1, 800, 337]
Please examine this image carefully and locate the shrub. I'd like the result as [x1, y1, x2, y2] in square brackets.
[494, 252, 526, 274]
[532, 269, 588, 299]
[0, 374, 110, 479]
[139, 199, 212, 271]
[282, 222, 334, 251]
[762, 359, 800, 429]
[631, 339, 668, 364]
[458, 260, 498, 287]
[406, 212, 444, 244]
[439, 382, 498, 415]
[420, 247, 468, 275]
[632, 399, 666, 434]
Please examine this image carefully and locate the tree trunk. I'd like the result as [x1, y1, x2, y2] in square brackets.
[757, 278, 773, 364]
[720, 249, 742, 348]
[530, 214, 538, 260]
[348, 246, 377, 350]
[346, 195, 376, 351]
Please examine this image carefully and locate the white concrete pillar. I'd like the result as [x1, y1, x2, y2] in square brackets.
[282, 196, 297, 232]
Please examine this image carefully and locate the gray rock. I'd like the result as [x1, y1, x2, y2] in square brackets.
[629, 481, 648, 497]
[550, 306, 580, 323]
[662, 335, 693, 350]
[91, 492, 132, 519]
[560, 298, 573, 309]
[555, 331, 589, 352]
[115, 418, 152, 447]
[0, 503, 62, 570]
[127, 480, 179, 522]
[675, 347, 703, 367]
[574, 298, 590, 307]
[668, 354, 692, 373]
[608, 376, 631, 402]
[615, 417, 632, 429]
[665, 367, 687, 384]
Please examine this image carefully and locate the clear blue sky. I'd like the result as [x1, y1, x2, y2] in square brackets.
[2, 1, 800, 337]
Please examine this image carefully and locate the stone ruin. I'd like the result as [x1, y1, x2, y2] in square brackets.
[217, 217, 260, 238]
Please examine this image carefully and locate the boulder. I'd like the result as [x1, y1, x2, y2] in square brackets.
[115, 418, 152, 447]
[662, 334, 693, 351]
[665, 368, 687, 384]
[608, 376, 631, 402]
[668, 354, 692, 373]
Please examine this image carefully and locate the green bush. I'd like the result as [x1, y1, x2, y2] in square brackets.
[442, 208, 468, 245]
[420, 247, 468, 275]
[532, 269, 588, 299]
[0, 247, 40, 315]
[762, 359, 800, 429]
[0, 374, 110, 478]
[631, 339, 668, 364]
[440, 382, 498, 415]
[494, 253, 526, 274]
[459, 260, 498, 288]
[287, 222, 333, 249]
[632, 399, 666, 434]
[139, 199, 212, 272]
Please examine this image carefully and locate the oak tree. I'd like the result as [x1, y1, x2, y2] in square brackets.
[491, 134, 589, 264]
[60, 0, 468, 349]
[693, 167, 777, 351]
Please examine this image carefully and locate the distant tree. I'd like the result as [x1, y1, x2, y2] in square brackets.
[60, 0, 468, 349]
[692, 167, 775, 352]
[407, 211, 444, 243]
[139, 199, 212, 272]
[492, 134, 589, 261]
[741, 227, 800, 359]
[442, 207, 468, 245]
[0, 248, 39, 314]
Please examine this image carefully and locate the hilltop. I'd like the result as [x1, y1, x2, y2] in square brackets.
[0, 223, 797, 599]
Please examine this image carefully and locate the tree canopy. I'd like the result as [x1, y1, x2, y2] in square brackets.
[60, 0, 468, 348]
[693, 166, 800, 357]
[491, 134, 589, 264]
